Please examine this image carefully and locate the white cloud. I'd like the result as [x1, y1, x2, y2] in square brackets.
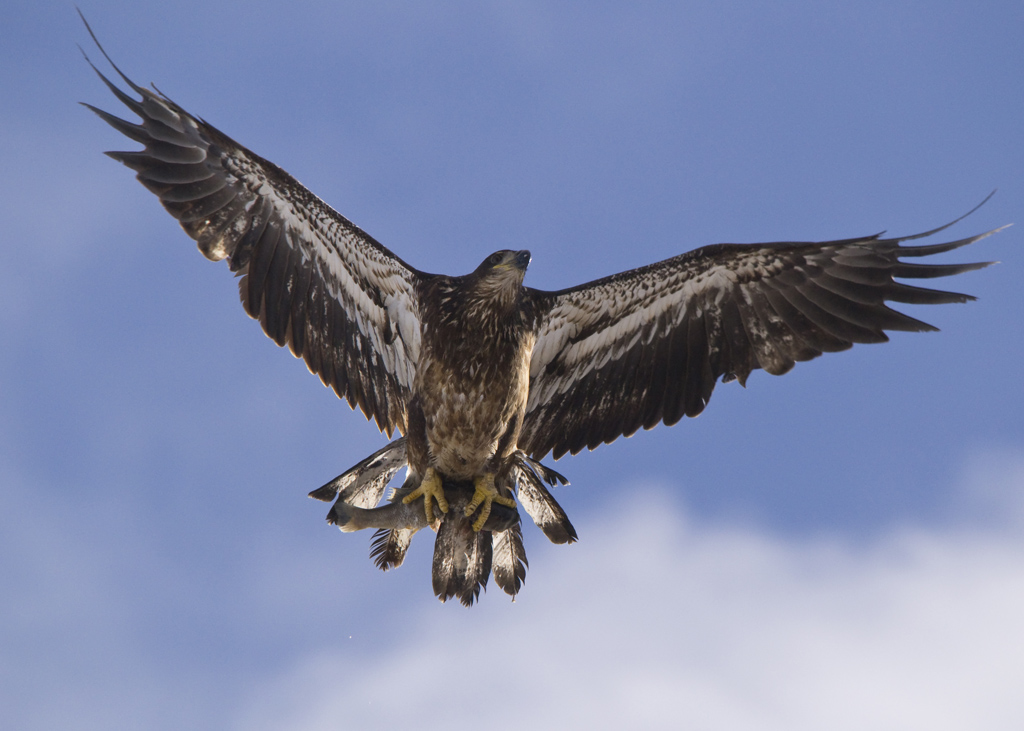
[232, 457, 1024, 731]
[5, 452, 1023, 730]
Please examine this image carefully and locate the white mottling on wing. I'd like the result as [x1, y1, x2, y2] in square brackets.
[229, 150, 423, 405]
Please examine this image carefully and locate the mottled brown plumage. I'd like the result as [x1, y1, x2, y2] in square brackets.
[83, 14, 1000, 603]
[409, 251, 538, 485]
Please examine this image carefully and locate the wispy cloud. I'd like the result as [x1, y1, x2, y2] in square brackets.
[233, 456, 1024, 731]
[4, 444, 1023, 730]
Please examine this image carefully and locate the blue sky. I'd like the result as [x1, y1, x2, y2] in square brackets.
[2, 1, 1023, 728]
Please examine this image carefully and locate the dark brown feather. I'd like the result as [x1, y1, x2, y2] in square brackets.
[522, 211, 999, 461]
[85, 36, 421, 438]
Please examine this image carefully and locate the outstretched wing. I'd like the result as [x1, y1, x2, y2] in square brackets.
[82, 23, 421, 435]
[521, 211, 1001, 460]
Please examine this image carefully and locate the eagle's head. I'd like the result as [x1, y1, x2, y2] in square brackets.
[469, 249, 531, 310]
[474, 249, 532, 276]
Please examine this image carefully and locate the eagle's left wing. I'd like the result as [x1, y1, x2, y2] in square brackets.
[521, 214, 1001, 460]
[81, 20, 423, 436]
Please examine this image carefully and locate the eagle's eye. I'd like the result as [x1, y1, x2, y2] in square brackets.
[489, 252, 504, 266]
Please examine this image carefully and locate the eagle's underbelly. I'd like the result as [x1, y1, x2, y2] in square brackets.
[429, 390, 513, 474]
[414, 334, 534, 481]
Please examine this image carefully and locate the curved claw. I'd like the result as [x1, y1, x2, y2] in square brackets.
[465, 473, 517, 532]
[402, 468, 448, 525]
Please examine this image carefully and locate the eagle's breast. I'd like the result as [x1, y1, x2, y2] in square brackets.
[414, 279, 537, 479]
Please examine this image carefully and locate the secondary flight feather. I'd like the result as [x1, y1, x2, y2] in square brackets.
[82, 15, 1001, 604]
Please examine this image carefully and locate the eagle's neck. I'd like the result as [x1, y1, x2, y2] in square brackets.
[465, 275, 524, 323]
[426, 275, 530, 336]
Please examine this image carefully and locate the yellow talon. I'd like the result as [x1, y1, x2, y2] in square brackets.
[465, 473, 516, 532]
[402, 467, 448, 525]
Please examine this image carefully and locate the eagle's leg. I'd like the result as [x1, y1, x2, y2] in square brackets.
[465, 473, 517, 532]
[401, 467, 448, 525]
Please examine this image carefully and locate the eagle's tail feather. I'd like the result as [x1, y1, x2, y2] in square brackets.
[432, 512, 491, 607]
[492, 520, 528, 599]
[430, 480, 498, 606]
[515, 458, 578, 544]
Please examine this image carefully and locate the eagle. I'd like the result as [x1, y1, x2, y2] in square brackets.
[82, 18, 1001, 605]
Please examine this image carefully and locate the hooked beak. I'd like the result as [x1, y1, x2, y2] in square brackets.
[514, 249, 532, 271]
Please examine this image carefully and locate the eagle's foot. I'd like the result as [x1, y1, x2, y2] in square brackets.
[402, 467, 448, 525]
[465, 473, 516, 532]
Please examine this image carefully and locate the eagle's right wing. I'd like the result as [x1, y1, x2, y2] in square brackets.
[83, 21, 421, 436]
[522, 209, 1002, 460]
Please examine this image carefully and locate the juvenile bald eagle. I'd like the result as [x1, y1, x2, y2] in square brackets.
[83, 18, 1000, 604]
